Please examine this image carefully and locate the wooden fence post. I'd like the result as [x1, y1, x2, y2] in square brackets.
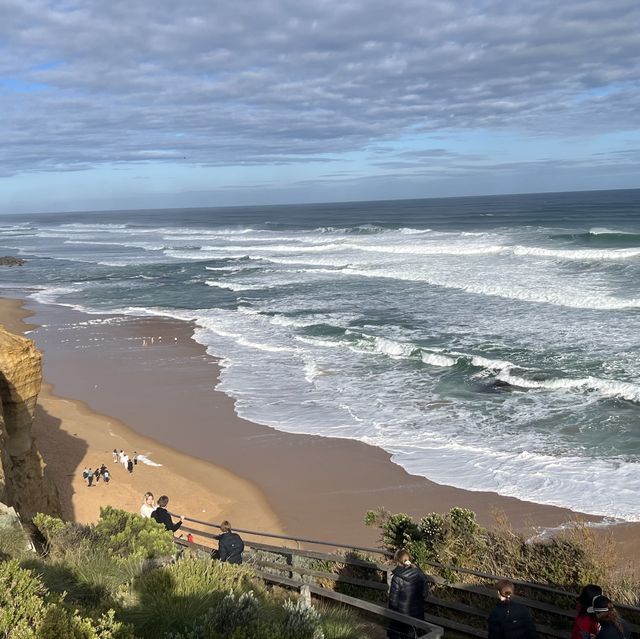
[300, 584, 312, 608]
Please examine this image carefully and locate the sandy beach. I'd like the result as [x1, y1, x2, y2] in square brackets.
[2, 296, 639, 565]
[0, 298, 284, 541]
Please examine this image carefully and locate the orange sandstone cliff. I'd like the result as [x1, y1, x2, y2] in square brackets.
[0, 325, 60, 518]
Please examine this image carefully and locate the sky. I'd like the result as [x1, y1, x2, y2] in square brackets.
[1, 0, 639, 214]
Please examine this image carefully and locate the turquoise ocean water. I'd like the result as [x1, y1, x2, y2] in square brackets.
[1, 189, 639, 520]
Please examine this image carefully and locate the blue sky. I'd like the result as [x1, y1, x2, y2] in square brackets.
[1, 0, 639, 214]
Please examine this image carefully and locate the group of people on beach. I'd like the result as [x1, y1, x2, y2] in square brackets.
[113, 448, 138, 474]
[81, 449, 141, 487]
[387, 551, 630, 639]
[82, 464, 110, 487]
[138, 491, 245, 564]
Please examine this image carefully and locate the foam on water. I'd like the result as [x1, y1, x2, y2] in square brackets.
[2, 197, 639, 521]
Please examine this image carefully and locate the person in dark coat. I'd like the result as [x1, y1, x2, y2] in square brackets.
[150, 495, 183, 533]
[488, 580, 538, 639]
[387, 549, 428, 639]
[589, 595, 630, 639]
[213, 520, 244, 564]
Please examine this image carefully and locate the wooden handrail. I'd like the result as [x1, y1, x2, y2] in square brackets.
[176, 516, 640, 616]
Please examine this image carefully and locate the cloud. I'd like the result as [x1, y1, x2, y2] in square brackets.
[1, 0, 639, 177]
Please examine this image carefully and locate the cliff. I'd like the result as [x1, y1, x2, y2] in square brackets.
[0, 325, 60, 519]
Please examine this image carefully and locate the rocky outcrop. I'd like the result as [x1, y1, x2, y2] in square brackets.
[0, 256, 25, 266]
[0, 326, 60, 519]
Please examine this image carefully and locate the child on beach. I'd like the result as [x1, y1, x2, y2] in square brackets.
[112, 449, 118, 463]
[103, 469, 110, 484]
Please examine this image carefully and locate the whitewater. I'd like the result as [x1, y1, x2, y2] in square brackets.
[0, 190, 639, 520]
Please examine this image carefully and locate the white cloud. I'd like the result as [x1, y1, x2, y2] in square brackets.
[1, 0, 639, 178]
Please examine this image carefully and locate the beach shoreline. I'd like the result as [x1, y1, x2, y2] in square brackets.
[2, 294, 639, 564]
[0, 297, 284, 540]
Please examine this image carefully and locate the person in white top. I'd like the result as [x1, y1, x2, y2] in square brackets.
[122, 453, 129, 469]
[140, 492, 155, 518]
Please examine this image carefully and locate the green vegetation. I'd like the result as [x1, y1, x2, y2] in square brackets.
[0, 508, 371, 638]
[365, 506, 640, 605]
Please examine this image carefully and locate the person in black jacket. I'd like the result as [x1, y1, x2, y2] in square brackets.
[213, 520, 244, 564]
[488, 579, 538, 639]
[150, 495, 183, 533]
[387, 549, 428, 639]
[589, 595, 630, 639]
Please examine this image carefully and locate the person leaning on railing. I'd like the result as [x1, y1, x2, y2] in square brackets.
[151, 495, 184, 533]
[387, 549, 429, 639]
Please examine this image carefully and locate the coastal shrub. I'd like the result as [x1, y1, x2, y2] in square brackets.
[34, 508, 174, 560]
[0, 517, 32, 560]
[126, 555, 260, 635]
[0, 559, 48, 636]
[33, 512, 93, 557]
[0, 559, 132, 638]
[94, 506, 175, 558]
[365, 506, 639, 604]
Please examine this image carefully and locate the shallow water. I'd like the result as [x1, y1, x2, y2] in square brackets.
[1, 189, 639, 519]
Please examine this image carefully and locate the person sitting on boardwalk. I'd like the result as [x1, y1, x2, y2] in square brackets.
[213, 520, 244, 564]
[151, 495, 183, 532]
[488, 579, 538, 639]
[589, 596, 630, 639]
[572, 585, 602, 639]
[387, 549, 428, 639]
[139, 492, 155, 518]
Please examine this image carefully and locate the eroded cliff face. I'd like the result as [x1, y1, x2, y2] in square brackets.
[0, 325, 60, 519]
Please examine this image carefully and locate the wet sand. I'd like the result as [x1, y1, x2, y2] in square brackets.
[0, 298, 284, 540]
[3, 296, 639, 563]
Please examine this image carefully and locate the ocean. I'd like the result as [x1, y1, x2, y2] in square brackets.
[1, 189, 639, 521]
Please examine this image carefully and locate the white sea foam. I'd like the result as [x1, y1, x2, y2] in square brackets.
[420, 351, 458, 367]
[512, 245, 640, 260]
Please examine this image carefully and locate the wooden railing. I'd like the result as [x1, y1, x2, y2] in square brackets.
[173, 515, 640, 639]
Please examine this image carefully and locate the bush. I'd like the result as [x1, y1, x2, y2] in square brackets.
[0, 559, 132, 638]
[94, 507, 175, 559]
[0, 517, 31, 560]
[34, 508, 174, 560]
[127, 555, 260, 636]
[0, 559, 47, 636]
[365, 505, 640, 605]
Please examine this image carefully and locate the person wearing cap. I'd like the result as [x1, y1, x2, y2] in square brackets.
[572, 585, 602, 639]
[387, 549, 429, 639]
[588, 595, 630, 639]
[488, 579, 538, 639]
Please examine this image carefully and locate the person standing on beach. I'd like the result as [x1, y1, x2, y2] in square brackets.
[127, 458, 134, 474]
[387, 549, 428, 639]
[93, 467, 101, 484]
[82, 467, 89, 485]
[86, 468, 94, 487]
[122, 453, 129, 470]
[140, 492, 155, 518]
[112, 449, 118, 463]
[151, 495, 183, 532]
[133, 451, 138, 465]
[103, 469, 110, 484]
[213, 521, 244, 564]
[488, 580, 538, 639]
